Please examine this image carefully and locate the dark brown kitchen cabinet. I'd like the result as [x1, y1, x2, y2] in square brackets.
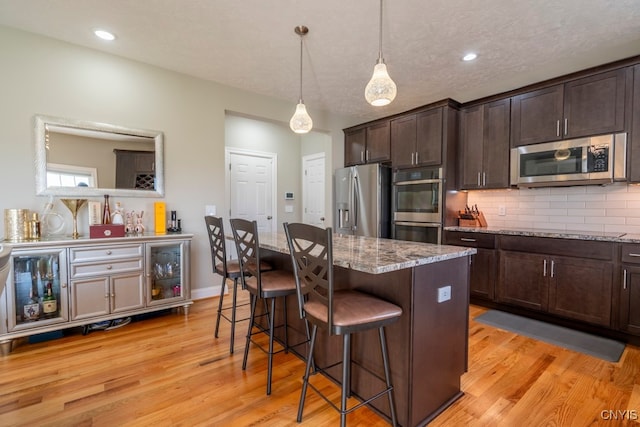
[114, 149, 155, 190]
[630, 64, 640, 183]
[391, 107, 443, 168]
[344, 121, 390, 166]
[443, 231, 496, 300]
[498, 236, 614, 327]
[511, 68, 629, 147]
[459, 98, 510, 189]
[620, 244, 640, 335]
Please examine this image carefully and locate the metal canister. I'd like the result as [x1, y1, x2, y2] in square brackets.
[4, 209, 29, 241]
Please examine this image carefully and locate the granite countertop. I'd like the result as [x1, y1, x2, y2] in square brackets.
[444, 226, 640, 243]
[259, 232, 476, 275]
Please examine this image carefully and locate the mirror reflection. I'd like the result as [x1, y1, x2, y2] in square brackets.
[35, 115, 164, 197]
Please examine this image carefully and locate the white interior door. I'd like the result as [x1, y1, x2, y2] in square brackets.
[227, 150, 276, 233]
[302, 153, 325, 227]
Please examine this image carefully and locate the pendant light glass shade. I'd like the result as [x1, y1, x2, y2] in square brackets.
[290, 102, 313, 133]
[365, 61, 397, 106]
[365, 0, 397, 107]
[290, 26, 312, 134]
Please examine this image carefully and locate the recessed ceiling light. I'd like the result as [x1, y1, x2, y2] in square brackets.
[462, 52, 477, 62]
[94, 29, 116, 41]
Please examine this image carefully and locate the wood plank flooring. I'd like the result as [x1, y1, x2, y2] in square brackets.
[1, 290, 639, 426]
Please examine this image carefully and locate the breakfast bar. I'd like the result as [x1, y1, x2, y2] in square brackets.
[256, 232, 476, 427]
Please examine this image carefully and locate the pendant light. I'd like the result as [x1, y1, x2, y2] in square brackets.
[365, 0, 397, 106]
[290, 25, 313, 134]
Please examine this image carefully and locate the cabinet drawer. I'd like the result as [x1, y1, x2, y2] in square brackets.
[622, 244, 640, 264]
[444, 231, 495, 249]
[70, 259, 143, 278]
[70, 244, 143, 263]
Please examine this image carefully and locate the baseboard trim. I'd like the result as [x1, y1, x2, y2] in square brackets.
[191, 285, 223, 301]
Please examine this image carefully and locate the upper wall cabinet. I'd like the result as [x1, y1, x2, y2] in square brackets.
[510, 68, 630, 147]
[630, 64, 640, 183]
[390, 107, 443, 168]
[459, 98, 511, 189]
[344, 120, 390, 166]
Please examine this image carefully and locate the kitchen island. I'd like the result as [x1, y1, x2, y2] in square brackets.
[256, 232, 476, 427]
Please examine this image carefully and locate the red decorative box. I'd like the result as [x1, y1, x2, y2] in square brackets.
[90, 224, 126, 238]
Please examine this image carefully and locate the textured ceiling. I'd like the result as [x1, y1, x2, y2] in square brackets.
[1, 0, 639, 124]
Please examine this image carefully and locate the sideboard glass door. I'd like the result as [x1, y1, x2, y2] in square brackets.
[7, 248, 68, 331]
[146, 241, 185, 305]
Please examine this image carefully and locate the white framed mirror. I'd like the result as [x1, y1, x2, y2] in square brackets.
[34, 115, 164, 197]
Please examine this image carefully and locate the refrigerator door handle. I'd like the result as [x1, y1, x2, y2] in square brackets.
[352, 174, 359, 231]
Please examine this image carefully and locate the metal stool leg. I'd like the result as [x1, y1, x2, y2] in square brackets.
[297, 324, 317, 422]
[340, 333, 351, 427]
[229, 277, 239, 354]
[266, 297, 276, 395]
[242, 293, 258, 370]
[380, 326, 398, 427]
[214, 275, 227, 338]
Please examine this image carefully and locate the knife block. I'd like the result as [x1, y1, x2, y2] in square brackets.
[458, 210, 488, 227]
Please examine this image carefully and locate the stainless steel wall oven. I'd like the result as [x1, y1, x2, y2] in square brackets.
[392, 167, 443, 244]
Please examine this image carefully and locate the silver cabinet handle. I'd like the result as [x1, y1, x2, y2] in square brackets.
[366, 150, 370, 162]
[623, 269, 628, 290]
[411, 152, 415, 165]
[564, 118, 568, 136]
[550, 260, 555, 278]
[556, 120, 560, 137]
[360, 151, 364, 162]
[106, 265, 112, 270]
[543, 259, 547, 277]
[482, 172, 486, 187]
[477, 172, 481, 187]
[460, 238, 476, 242]
[106, 250, 112, 255]
[415, 152, 419, 164]
[628, 253, 640, 257]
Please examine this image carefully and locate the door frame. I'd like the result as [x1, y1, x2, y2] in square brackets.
[225, 147, 278, 232]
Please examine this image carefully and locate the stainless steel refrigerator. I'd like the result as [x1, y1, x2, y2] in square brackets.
[334, 163, 391, 238]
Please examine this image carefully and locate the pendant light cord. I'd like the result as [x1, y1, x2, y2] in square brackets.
[299, 34, 304, 103]
[378, 0, 384, 63]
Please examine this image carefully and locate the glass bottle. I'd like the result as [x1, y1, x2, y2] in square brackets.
[23, 288, 40, 322]
[42, 282, 57, 318]
[102, 195, 111, 225]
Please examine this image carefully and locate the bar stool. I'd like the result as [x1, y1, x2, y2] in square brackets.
[230, 218, 298, 395]
[205, 216, 271, 354]
[283, 222, 402, 427]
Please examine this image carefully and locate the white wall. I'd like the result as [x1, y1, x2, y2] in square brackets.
[467, 183, 640, 235]
[0, 26, 355, 299]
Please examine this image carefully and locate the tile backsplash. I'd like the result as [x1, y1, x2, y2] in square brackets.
[466, 183, 640, 235]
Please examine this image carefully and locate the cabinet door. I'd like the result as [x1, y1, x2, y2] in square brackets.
[147, 241, 186, 305]
[135, 152, 155, 172]
[415, 107, 443, 166]
[344, 128, 366, 166]
[498, 251, 548, 311]
[470, 248, 496, 300]
[111, 273, 145, 313]
[510, 85, 564, 146]
[459, 105, 484, 189]
[70, 277, 110, 320]
[7, 248, 69, 331]
[390, 114, 417, 168]
[564, 68, 627, 138]
[548, 256, 612, 326]
[366, 121, 391, 163]
[482, 98, 511, 188]
[628, 65, 640, 182]
[620, 265, 640, 335]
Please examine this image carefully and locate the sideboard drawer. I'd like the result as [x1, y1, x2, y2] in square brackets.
[70, 259, 143, 278]
[70, 244, 143, 263]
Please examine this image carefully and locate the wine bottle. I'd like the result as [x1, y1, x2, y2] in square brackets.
[42, 282, 57, 318]
[23, 288, 40, 321]
[103, 194, 111, 225]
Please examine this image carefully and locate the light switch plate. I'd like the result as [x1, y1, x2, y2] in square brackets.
[285, 205, 294, 213]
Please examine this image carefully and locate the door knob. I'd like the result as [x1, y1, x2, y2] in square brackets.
[267, 216, 272, 220]
[320, 217, 325, 221]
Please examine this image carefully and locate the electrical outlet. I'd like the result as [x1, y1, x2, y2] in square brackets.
[437, 286, 451, 303]
[498, 205, 506, 216]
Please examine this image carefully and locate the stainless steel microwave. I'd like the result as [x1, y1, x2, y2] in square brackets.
[510, 133, 627, 187]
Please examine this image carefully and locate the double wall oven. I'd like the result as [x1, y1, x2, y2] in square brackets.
[392, 167, 443, 244]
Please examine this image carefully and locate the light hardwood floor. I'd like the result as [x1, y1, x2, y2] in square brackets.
[1, 291, 639, 426]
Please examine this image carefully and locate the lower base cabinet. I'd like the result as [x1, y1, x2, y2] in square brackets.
[620, 244, 640, 335]
[498, 250, 613, 326]
[0, 234, 192, 355]
[443, 231, 496, 300]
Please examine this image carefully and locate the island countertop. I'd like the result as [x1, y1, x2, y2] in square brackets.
[258, 231, 476, 275]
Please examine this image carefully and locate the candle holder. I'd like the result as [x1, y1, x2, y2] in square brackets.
[60, 199, 87, 239]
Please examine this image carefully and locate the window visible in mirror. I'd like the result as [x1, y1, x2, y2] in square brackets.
[46, 163, 98, 188]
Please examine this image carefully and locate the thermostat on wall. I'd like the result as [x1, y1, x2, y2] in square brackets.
[285, 192, 294, 200]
